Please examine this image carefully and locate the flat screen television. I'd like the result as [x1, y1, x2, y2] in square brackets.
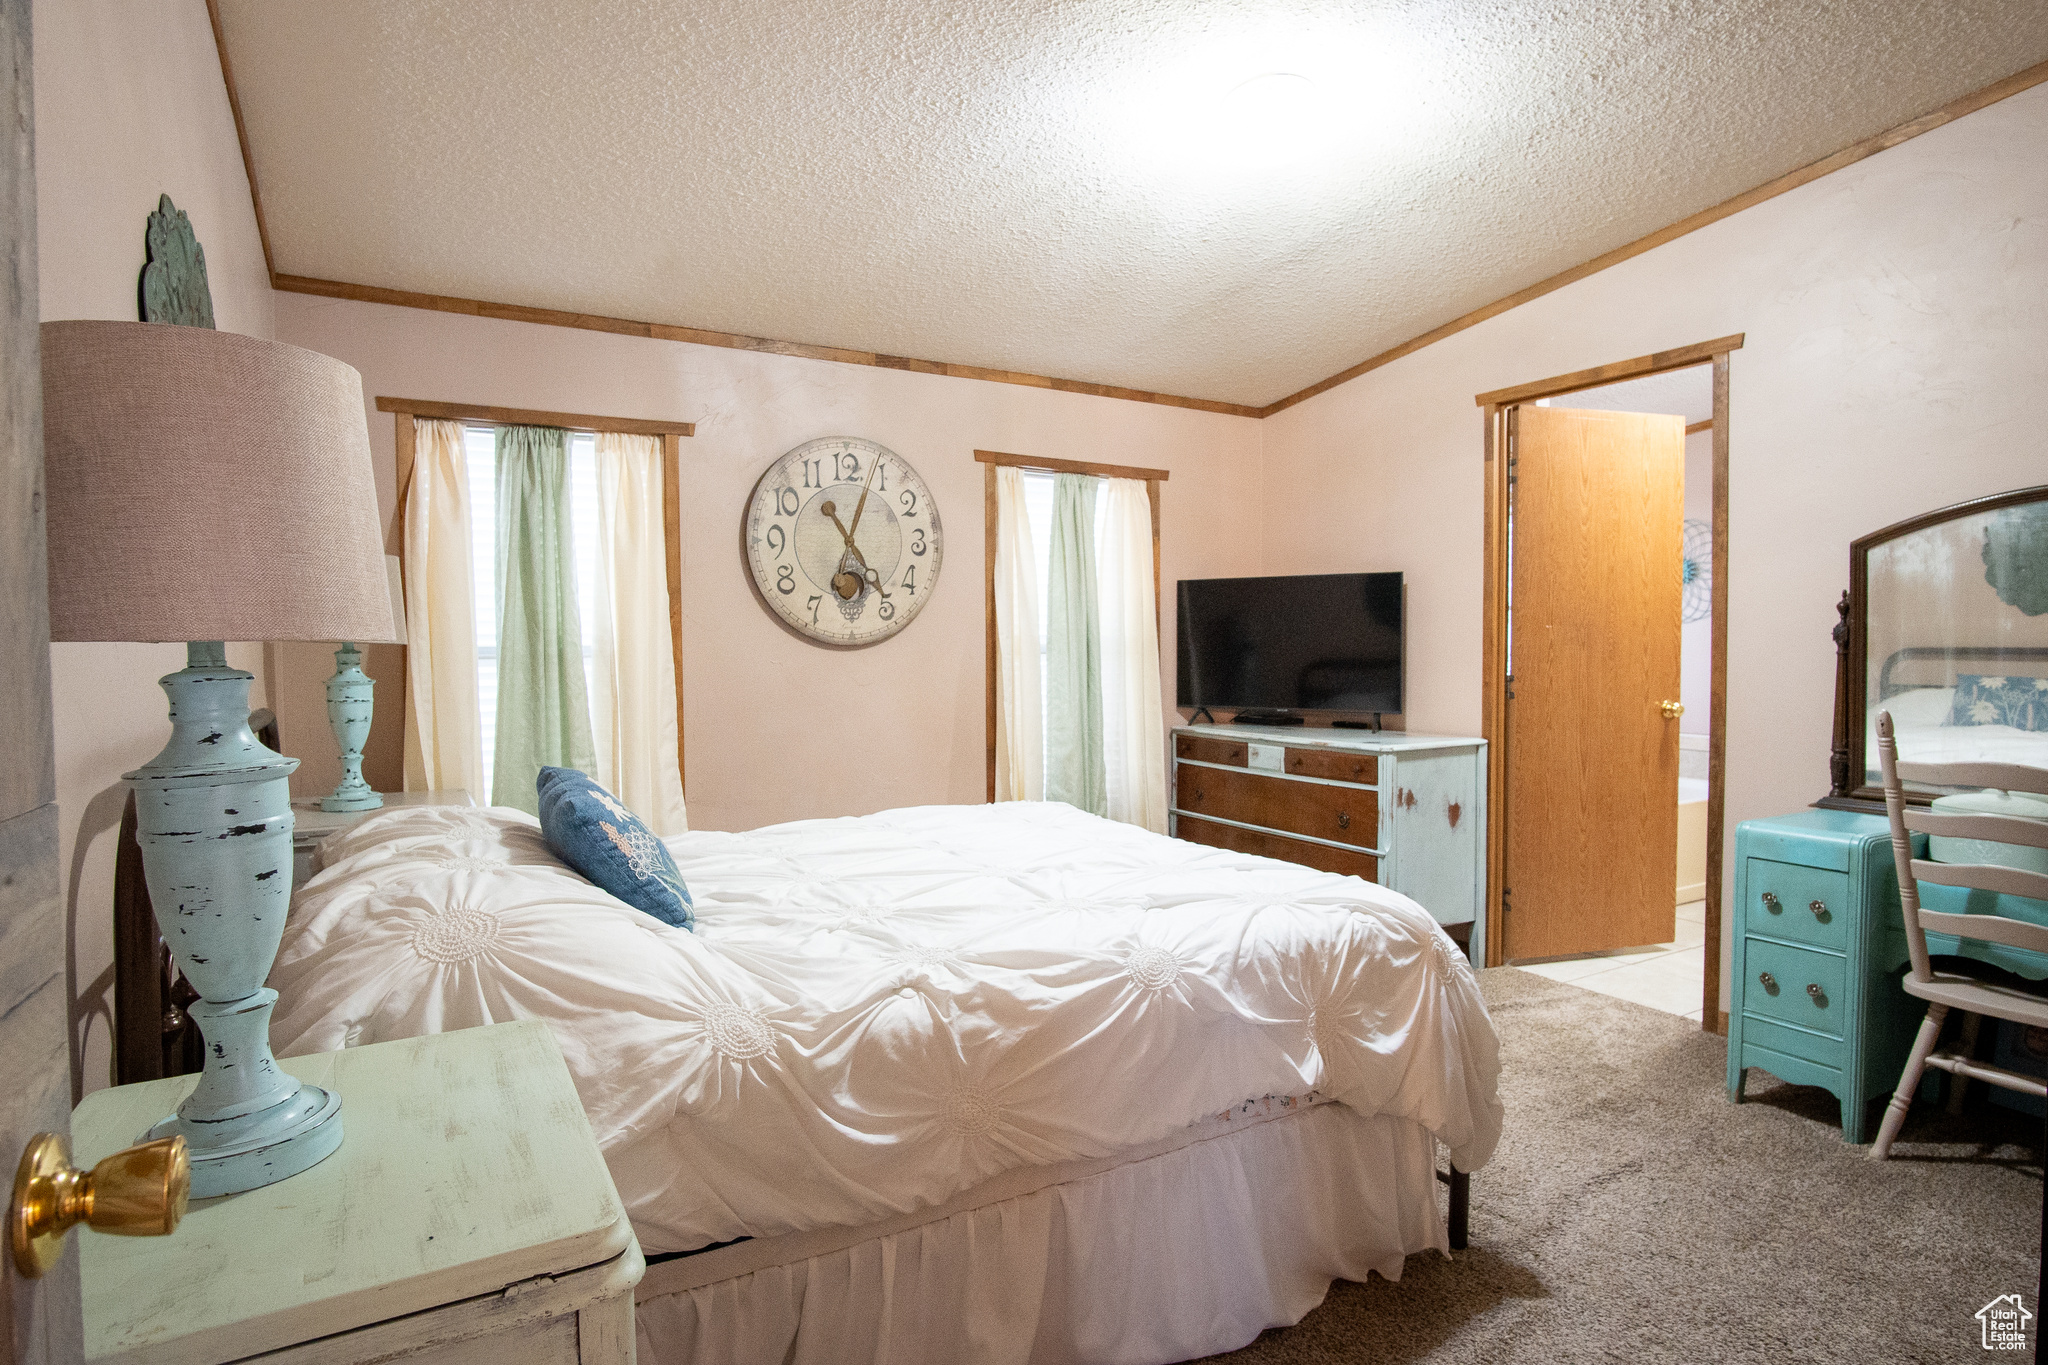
[1176, 572, 1403, 718]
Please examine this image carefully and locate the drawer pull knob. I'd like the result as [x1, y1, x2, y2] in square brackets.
[1761, 892, 1780, 911]
[1337, 812, 1350, 830]
[1758, 971, 1777, 990]
[1808, 899, 1827, 919]
[1806, 983, 1826, 1003]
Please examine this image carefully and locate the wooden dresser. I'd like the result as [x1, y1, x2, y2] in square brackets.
[1170, 724, 1487, 959]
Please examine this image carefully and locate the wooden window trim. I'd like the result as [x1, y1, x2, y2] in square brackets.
[978, 450, 1167, 803]
[1477, 341, 1735, 1039]
[389, 403, 694, 794]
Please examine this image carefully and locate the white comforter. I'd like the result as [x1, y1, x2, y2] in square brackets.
[271, 801, 1503, 1253]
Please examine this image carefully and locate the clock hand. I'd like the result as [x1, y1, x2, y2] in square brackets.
[845, 456, 881, 542]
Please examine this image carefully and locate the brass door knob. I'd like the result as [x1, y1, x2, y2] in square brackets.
[10, 1133, 189, 1278]
[1660, 700, 1685, 719]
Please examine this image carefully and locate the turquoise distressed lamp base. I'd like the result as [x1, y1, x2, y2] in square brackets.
[147, 991, 344, 1199]
[322, 641, 383, 813]
[128, 643, 344, 1199]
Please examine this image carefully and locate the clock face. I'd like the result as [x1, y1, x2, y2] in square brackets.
[744, 437, 943, 646]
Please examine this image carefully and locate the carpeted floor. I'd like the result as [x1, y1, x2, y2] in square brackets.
[1208, 967, 2042, 1364]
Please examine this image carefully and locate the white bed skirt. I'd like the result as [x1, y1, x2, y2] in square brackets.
[634, 1100, 1446, 1365]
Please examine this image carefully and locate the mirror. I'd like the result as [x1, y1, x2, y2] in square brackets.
[1826, 485, 2048, 807]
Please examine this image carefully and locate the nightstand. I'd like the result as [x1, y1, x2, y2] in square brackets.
[291, 790, 474, 886]
[75, 1020, 641, 1365]
[1727, 810, 1923, 1142]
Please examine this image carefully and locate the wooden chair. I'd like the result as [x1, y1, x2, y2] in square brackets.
[1869, 710, 2048, 1159]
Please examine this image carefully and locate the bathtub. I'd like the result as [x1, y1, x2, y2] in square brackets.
[1677, 776, 1708, 904]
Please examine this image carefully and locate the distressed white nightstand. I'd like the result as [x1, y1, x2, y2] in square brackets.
[75, 1020, 641, 1365]
[291, 790, 474, 886]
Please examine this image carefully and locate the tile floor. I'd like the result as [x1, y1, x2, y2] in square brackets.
[1512, 900, 1707, 1021]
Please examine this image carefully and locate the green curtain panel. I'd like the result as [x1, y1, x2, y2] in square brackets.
[492, 424, 596, 811]
[1045, 473, 1106, 815]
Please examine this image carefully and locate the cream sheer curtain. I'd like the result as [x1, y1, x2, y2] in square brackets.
[1096, 477, 1166, 832]
[992, 466, 1043, 801]
[401, 418, 486, 798]
[591, 432, 688, 834]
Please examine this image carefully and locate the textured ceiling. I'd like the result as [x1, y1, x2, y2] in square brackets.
[215, 1, 2048, 408]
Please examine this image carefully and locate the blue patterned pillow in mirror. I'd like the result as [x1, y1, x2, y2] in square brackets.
[536, 767, 695, 928]
[1947, 674, 2048, 733]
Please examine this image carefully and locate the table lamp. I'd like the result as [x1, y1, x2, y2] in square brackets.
[321, 556, 408, 812]
[41, 320, 396, 1198]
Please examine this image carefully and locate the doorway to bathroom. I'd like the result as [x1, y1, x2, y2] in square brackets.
[1478, 336, 1738, 1030]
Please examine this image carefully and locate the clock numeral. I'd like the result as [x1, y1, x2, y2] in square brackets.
[878, 598, 896, 621]
[899, 488, 917, 517]
[806, 594, 822, 624]
[802, 459, 821, 490]
[775, 486, 799, 517]
[901, 564, 916, 595]
[776, 564, 795, 595]
[836, 452, 861, 482]
[766, 524, 786, 557]
[911, 527, 926, 557]
[877, 460, 888, 492]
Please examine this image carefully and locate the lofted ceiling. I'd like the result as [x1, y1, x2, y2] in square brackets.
[214, 1, 2048, 410]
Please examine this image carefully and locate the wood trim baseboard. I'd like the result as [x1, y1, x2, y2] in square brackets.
[1262, 57, 2048, 418]
[1473, 335, 1745, 409]
[280, 276, 1263, 419]
[972, 449, 1171, 482]
[375, 396, 694, 437]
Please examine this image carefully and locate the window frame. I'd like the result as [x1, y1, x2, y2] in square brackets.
[975, 448, 1169, 803]
[383, 396, 695, 793]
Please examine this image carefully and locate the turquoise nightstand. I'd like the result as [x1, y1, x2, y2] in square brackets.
[1728, 810, 1921, 1143]
[1730, 809, 2048, 1143]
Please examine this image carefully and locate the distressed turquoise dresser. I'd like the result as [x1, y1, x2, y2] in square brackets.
[1728, 811, 1921, 1142]
[1729, 808, 2048, 1142]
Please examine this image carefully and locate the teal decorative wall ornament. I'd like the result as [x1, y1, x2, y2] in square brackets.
[1681, 518, 1712, 623]
[1983, 503, 2048, 616]
[139, 193, 216, 328]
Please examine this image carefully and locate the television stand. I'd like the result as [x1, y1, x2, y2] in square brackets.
[1228, 709, 1306, 727]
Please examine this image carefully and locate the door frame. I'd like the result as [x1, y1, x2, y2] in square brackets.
[1476, 333, 1742, 1033]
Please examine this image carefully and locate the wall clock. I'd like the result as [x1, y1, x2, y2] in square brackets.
[744, 436, 943, 646]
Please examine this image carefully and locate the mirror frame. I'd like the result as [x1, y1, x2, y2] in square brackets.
[1821, 483, 2048, 811]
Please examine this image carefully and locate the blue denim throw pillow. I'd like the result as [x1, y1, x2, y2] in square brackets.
[536, 767, 694, 929]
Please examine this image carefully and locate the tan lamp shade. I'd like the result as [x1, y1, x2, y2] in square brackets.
[41, 321, 397, 644]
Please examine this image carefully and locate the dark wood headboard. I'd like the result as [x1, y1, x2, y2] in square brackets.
[113, 707, 279, 1085]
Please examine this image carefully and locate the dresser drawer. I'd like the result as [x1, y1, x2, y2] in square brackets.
[1744, 858, 1848, 950]
[1174, 765, 1378, 850]
[1741, 939, 1847, 1039]
[1176, 815, 1379, 882]
[1176, 734, 1248, 767]
[1283, 748, 1377, 785]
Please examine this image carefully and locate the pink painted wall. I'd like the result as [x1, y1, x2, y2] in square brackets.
[34, 0, 275, 1097]
[1260, 84, 2048, 1003]
[272, 294, 1264, 832]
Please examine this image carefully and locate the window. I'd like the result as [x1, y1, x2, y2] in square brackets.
[462, 426, 601, 798]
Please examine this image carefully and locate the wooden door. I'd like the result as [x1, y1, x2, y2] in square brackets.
[1, 0, 84, 1356]
[1504, 405, 1684, 960]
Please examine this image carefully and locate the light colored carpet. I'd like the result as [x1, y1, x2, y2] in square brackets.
[1208, 967, 2041, 1364]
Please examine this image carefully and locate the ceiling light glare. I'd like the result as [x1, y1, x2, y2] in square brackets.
[1221, 73, 1318, 139]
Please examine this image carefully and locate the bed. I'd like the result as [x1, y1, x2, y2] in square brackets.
[120, 798, 1503, 1364]
[1861, 647, 2048, 785]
